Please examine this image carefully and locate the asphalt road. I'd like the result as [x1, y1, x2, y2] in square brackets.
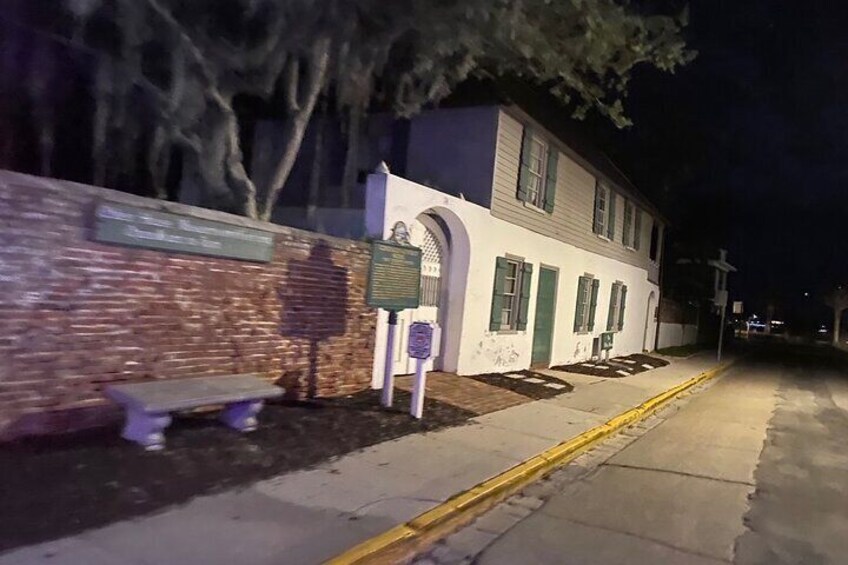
[416, 347, 848, 564]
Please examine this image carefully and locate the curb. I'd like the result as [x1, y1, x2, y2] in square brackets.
[325, 360, 736, 564]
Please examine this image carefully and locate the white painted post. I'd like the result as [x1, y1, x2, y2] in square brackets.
[411, 357, 427, 419]
[381, 310, 397, 407]
[717, 304, 727, 363]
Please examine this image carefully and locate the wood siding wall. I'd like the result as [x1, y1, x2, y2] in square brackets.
[491, 109, 661, 283]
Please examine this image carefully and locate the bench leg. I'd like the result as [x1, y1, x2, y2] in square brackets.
[220, 400, 263, 432]
[121, 409, 172, 451]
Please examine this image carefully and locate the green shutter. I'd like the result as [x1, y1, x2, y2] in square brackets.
[573, 276, 587, 332]
[607, 283, 619, 331]
[587, 278, 600, 332]
[623, 202, 632, 246]
[542, 147, 558, 213]
[618, 285, 628, 331]
[489, 257, 509, 331]
[517, 128, 534, 202]
[593, 183, 603, 234]
[516, 263, 534, 331]
[607, 191, 616, 239]
[633, 209, 642, 250]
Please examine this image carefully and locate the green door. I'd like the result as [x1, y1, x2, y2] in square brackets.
[531, 267, 557, 366]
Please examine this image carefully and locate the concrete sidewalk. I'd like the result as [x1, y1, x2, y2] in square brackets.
[0, 352, 726, 565]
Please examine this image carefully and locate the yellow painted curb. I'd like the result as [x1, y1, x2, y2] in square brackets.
[325, 359, 735, 564]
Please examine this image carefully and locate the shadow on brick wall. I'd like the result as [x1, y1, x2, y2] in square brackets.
[278, 241, 349, 398]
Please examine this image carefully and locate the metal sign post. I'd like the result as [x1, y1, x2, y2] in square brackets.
[408, 322, 439, 419]
[381, 311, 398, 407]
[715, 290, 729, 363]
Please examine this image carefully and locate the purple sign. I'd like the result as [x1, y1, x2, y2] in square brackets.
[407, 322, 434, 359]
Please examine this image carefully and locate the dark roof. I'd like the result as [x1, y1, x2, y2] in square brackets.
[439, 79, 668, 223]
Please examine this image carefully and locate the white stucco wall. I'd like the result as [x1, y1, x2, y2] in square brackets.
[367, 173, 660, 386]
[657, 323, 699, 349]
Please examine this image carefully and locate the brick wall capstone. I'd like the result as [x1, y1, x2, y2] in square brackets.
[0, 170, 376, 440]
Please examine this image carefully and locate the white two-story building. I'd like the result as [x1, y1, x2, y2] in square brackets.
[358, 104, 666, 385]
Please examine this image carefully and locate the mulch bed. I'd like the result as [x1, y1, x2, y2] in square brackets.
[463, 370, 574, 400]
[550, 353, 670, 378]
[0, 390, 473, 553]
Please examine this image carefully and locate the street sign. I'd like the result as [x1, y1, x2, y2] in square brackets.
[601, 331, 614, 351]
[408, 322, 434, 359]
[733, 301, 743, 314]
[366, 240, 422, 310]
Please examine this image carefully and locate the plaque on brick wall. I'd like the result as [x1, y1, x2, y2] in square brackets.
[93, 203, 274, 262]
[367, 240, 422, 310]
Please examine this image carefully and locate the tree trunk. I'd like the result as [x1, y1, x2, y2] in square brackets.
[306, 101, 327, 226]
[340, 106, 362, 209]
[178, 104, 258, 218]
[148, 126, 171, 200]
[258, 38, 331, 221]
[91, 62, 112, 187]
[29, 42, 55, 177]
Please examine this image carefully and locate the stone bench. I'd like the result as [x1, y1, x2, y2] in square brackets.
[105, 375, 285, 450]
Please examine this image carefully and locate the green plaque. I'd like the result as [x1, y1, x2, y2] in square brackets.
[601, 331, 614, 351]
[367, 240, 422, 310]
[93, 203, 274, 262]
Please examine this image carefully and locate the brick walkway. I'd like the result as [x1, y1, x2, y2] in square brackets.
[395, 372, 531, 415]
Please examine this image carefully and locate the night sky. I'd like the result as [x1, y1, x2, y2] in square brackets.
[578, 0, 848, 325]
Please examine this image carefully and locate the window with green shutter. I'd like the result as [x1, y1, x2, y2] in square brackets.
[633, 208, 642, 250]
[517, 128, 534, 203]
[518, 127, 557, 213]
[587, 278, 600, 332]
[607, 283, 620, 331]
[607, 281, 627, 332]
[623, 200, 634, 247]
[489, 257, 509, 331]
[606, 191, 616, 240]
[542, 146, 558, 213]
[574, 276, 589, 332]
[574, 275, 599, 333]
[593, 183, 606, 234]
[490, 256, 531, 332]
[516, 263, 533, 331]
[618, 285, 628, 331]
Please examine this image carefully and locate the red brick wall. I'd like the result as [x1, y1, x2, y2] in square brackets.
[0, 171, 376, 439]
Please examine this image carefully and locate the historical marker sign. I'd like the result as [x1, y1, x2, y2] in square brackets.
[93, 203, 274, 262]
[367, 240, 422, 310]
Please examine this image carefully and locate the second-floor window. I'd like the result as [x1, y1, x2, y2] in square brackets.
[518, 128, 558, 213]
[623, 200, 634, 247]
[622, 200, 642, 250]
[649, 222, 661, 261]
[633, 208, 642, 250]
[593, 182, 616, 239]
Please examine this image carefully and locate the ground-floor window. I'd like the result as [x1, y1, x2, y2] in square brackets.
[574, 275, 600, 333]
[490, 256, 533, 331]
[607, 281, 628, 331]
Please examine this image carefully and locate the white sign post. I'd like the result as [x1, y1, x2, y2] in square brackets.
[407, 322, 440, 419]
